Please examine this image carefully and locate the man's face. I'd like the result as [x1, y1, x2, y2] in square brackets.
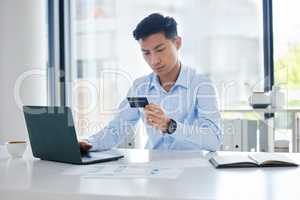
[139, 32, 181, 77]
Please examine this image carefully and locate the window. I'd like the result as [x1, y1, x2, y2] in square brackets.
[273, 1, 300, 106]
[272, 0, 300, 147]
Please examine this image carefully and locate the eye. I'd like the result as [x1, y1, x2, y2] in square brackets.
[143, 51, 150, 56]
[156, 48, 165, 52]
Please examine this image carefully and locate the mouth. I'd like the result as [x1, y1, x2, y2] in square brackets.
[154, 66, 165, 72]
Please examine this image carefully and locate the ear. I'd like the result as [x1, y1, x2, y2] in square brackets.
[175, 36, 182, 50]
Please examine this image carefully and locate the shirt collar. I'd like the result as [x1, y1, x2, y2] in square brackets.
[174, 65, 189, 89]
[148, 74, 160, 90]
[148, 64, 189, 90]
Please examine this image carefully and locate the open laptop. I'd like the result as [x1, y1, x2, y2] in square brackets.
[23, 106, 124, 164]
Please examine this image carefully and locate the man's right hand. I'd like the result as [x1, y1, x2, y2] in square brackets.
[79, 140, 92, 152]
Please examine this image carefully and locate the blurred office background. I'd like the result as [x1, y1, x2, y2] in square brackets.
[0, 0, 299, 151]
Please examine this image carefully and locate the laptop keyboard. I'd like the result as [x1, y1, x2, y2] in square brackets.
[81, 150, 123, 163]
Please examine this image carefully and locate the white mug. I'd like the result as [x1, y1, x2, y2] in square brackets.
[5, 141, 27, 158]
[248, 92, 271, 108]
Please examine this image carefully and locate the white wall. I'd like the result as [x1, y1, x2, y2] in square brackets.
[0, 0, 47, 143]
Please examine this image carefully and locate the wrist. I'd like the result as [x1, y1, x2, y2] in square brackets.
[164, 118, 177, 134]
[166, 117, 171, 126]
[162, 118, 171, 133]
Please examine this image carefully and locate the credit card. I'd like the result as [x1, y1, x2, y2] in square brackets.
[127, 97, 149, 108]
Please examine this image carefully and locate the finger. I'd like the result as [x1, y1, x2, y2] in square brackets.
[146, 117, 155, 126]
[145, 103, 160, 111]
[147, 103, 157, 107]
[146, 108, 156, 113]
[144, 110, 158, 116]
[146, 115, 159, 126]
[147, 119, 162, 131]
[144, 111, 152, 122]
[144, 111, 162, 120]
[144, 106, 150, 111]
[79, 141, 92, 151]
[148, 116, 163, 128]
[84, 145, 92, 152]
[148, 119, 159, 129]
[81, 143, 90, 150]
[145, 107, 163, 114]
[84, 143, 92, 148]
[151, 114, 162, 122]
[144, 104, 152, 109]
[146, 112, 163, 120]
[149, 106, 164, 115]
[146, 114, 156, 123]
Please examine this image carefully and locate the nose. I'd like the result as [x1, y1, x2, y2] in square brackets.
[150, 54, 161, 67]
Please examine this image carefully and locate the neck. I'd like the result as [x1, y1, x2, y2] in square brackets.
[158, 61, 181, 91]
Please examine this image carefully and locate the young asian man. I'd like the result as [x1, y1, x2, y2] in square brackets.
[79, 13, 222, 151]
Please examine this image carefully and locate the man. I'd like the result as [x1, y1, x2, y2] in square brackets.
[80, 13, 221, 151]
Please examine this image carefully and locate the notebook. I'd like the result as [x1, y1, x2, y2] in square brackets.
[209, 153, 299, 168]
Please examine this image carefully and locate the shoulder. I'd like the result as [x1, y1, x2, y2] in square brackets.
[185, 67, 213, 85]
[132, 73, 152, 87]
[185, 67, 216, 95]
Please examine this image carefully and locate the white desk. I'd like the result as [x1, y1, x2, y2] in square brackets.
[221, 107, 300, 152]
[1, 146, 300, 200]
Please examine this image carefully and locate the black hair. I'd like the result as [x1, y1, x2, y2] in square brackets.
[133, 13, 178, 40]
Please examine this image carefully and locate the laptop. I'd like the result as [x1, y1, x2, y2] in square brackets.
[23, 106, 124, 164]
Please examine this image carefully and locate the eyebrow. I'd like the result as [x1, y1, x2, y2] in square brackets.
[142, 43, 165, 52]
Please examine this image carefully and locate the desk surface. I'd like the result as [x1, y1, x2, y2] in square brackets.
[1, 146, 300, 200]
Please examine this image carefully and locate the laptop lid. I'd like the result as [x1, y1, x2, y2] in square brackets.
[23, 106, 83, 164]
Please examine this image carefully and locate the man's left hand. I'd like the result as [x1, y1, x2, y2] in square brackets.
[144, 103, 170, 133]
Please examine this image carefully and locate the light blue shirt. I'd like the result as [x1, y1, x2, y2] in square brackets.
[88, 66, 222, 151]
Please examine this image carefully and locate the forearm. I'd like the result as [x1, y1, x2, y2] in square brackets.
[88, 120, 136, 151]
[87, 127, 121, 151]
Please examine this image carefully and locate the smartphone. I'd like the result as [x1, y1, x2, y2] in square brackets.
[127, 97, 149, 108]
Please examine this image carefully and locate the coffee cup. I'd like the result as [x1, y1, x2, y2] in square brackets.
[5, 141, 27, 158]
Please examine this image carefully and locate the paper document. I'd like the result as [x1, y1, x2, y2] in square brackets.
[149, 158, 208, 168]
[63, 164, 183, 179]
